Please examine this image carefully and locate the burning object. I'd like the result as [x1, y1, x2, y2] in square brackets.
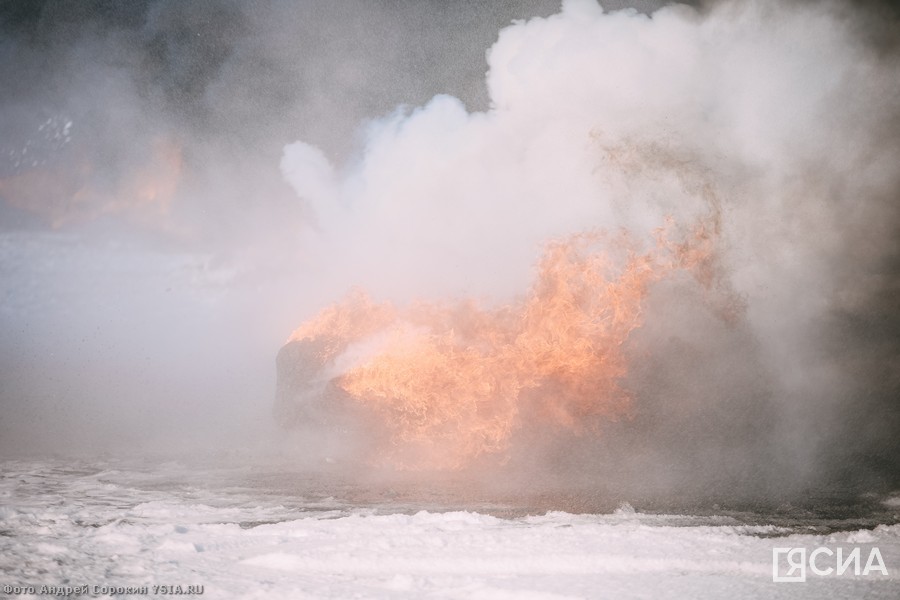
[276, 219, 727, 470]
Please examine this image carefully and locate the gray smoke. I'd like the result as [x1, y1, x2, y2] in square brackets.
[0, 0, 582, 455]
[279, 0, 900, 500]
[0, 0, 898, 505]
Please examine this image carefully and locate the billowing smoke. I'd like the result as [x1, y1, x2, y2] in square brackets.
[0, 0, 570, 455]
[1, 0, 898, 504]
[279, 0, 900, 500]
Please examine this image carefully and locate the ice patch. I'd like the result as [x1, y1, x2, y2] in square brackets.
[615, 502, 637, 516]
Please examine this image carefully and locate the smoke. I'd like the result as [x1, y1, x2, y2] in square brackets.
[0, 0, 898, 503]
[280, 0, 900, 499]
[0, 0, 577, 455]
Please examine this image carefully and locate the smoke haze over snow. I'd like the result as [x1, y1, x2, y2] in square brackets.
[1, 0, 899, 502]
[0, 0, 578, 455]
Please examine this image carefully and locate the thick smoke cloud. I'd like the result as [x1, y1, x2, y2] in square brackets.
[0, 0, 898, 504]
[0, 0, 581, 454]
[281, 0, 900, 499]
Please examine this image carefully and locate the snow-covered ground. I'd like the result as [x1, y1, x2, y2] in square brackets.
[1, 458, 898, 599]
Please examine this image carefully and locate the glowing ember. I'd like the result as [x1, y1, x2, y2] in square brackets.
[287, 220, 721, 469]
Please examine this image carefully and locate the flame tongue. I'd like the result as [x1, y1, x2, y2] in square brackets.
[288, 222, 719, 470]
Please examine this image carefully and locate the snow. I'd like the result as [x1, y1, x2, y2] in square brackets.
[1, 458, 898, 598]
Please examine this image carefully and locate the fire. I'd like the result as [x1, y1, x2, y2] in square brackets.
[0, 137, 181, 228]
[286, 220, 722, 469]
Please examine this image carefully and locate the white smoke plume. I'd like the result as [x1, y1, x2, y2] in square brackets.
[0, 0, 897, 503]
[280, 0, 900, 498]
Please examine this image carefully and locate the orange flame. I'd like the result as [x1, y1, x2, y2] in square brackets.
[0, 137, 181, 228]
[286, 220, 723, 469]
